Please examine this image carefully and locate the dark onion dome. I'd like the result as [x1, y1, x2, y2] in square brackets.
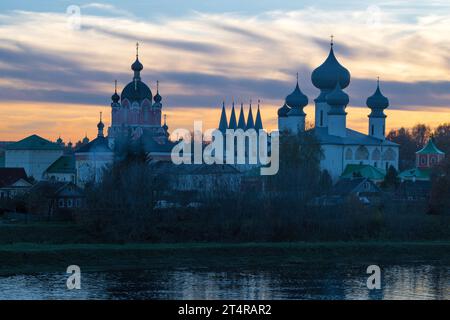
[111, 91, 120, 103]
[154, 91, 162, 103]
[311, 43, 351, 91]
[131, 57, 143, 72]
[326, 83, 349, 109]
[121, 80, 152, 102]
[56, 137, 63, 144]
[162, 123, 168, 131]
[82, 135, 89, 144]
[97, 120, 104, 131]
[277, 103, 291, 117]
[366, 79, 389, 118]
[285, 81, 308, 109]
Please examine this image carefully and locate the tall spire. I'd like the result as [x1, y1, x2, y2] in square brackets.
[136, 42, 139, 58]
[330, 34, 334, 47]
[255, 99, 263, 131]
[218, 100, 228, 133]
[237, 102, 246, 130]
[246, 100, 255, 130]
[228, 99, 237, 129]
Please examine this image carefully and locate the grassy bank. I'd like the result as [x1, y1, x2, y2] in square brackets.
[1, 241, 450, 276]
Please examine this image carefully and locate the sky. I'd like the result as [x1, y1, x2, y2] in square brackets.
[1, 0, 450, 142]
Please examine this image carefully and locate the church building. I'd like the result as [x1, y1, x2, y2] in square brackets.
[277, 39, 399, 180]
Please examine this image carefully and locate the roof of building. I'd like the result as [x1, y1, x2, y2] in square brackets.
[6, 135, 62, 151]
[341, 164, 386, 180]
[30, 181, 83, 197]
[310, 127, 398, 146]
[0, 168, 28, 188]
[218, 102, 228, 132]
[45, 155, 76, 174]
[311, 43, 351, 91]
[367, 80, 389, 118]
[416, 139, 445, 155]
[330, 177, 380, 197]
[398, 167, 432, 181]
[75, 136, 112, 153]
[277, 103, 291, 117]
[285, 80, 308, 109]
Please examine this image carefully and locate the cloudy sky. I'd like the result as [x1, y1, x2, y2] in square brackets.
[1, 0, 450, 142]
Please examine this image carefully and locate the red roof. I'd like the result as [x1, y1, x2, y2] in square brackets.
[0, 168, 28, 188]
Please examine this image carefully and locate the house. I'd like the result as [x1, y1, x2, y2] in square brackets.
[28, 181, 85, 217]
[44, 155, 76, 183]
[310, 177, 382, 206]
[5, 135, 63, 180]
[0, 168, 32, 199]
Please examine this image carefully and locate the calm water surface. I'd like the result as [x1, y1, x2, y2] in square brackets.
[0, 263, 448, 300]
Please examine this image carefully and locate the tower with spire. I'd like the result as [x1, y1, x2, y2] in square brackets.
[279, 72, 308, 134]
[366, 78, 389, 140]
[311, 36, 350, 128]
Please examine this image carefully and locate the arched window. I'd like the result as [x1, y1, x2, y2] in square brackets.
[382, 147, 396, 161]
[355, 146, 369, 160]
[345, 148, 353, 160]
[372, 148, 381, 160]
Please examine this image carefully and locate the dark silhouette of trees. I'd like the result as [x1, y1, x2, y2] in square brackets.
[381, 165, 399, 189]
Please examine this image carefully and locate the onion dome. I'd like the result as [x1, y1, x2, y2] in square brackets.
[121, 79, 152, 103]
[154, 80, 162, 103]
[56, 136, 63, 144]
[97, 112, 105, 137]
[285, 75, 308, 109]
[162, 114, 168, 132]
[131, 58, 143, 72]
[326, 83, 349, 115]
[111, 80, 120, 104]
[82, 135, 90, 144]
[311, 40, 351, 91]
[277, 103, 291, 117]
[237, 103, 246, 130]
[367, 78, 389, 118]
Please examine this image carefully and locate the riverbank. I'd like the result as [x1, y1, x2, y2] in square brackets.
[1, 241, 450, 276]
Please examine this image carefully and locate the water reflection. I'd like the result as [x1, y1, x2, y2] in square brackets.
[0, 264, 448, 300]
